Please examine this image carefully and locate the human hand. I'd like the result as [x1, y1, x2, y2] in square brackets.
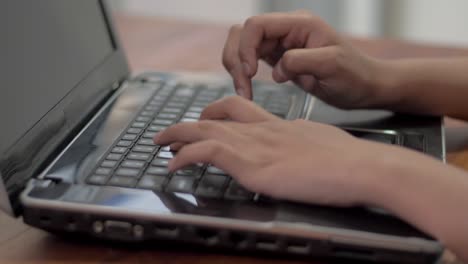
[154, 96, 388, 206]
[223, 11, 389, 109]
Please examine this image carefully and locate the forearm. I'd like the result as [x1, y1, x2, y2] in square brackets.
[366, 147, 468, 261]
[374, 57, 468, 120]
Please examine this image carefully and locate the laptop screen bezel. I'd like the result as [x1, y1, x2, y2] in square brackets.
[0, 0, 130, 215]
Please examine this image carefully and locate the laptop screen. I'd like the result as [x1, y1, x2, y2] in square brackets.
[1, 0, 128, 211]
[1, 0, 114, 157]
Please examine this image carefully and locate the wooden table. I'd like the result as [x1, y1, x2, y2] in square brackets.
[2, 15, 468, 263]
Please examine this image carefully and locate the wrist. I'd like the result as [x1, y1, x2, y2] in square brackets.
[367, 59, 407, 109]
[352, 142, 429, 211]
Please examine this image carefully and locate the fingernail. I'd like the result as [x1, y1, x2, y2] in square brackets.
[242, 62, 251, 77]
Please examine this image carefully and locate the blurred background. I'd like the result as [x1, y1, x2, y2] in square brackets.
[111, 0, 468, 46]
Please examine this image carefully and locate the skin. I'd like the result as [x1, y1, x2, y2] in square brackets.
[154, 11, 468, 260]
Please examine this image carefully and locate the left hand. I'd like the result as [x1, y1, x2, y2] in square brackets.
[154, 96, 387, 206]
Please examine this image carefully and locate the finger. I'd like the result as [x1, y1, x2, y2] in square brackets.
[231, 65, 252, 100]
[154, 121, 240, 146]
[272, 47, 339, 83]
[169, 140, 249, 176]
[239, 12, 332, 78]
[200, 96, 279, 122]
[223, 25, 252, 99]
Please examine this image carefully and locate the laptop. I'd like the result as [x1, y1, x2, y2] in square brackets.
[1, 1, 445, 263]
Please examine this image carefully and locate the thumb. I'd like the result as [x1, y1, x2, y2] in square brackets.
[272, 47, 339, 83]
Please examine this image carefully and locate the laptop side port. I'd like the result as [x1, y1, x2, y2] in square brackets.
[39, 215, 52, 226]
[228, 231, 249, 249]
[66, 217, 77, 231]
[332, 246, 376, 261]
[285, 239, 310, 255]
[154, 223, 179, 238]
[193, 227, 219, 245]
[254, 235, 278, 251]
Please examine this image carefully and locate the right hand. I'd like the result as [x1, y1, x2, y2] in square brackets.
[223, 10, 388, 109]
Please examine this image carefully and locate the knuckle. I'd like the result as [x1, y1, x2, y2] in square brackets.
[244, 16, 261, 29]
[197, 120, 222, 132]
[205, 140, 225, 157]
[221, 55, 233, 69]
[238, 48, 249, 61]
[224, 95, 244, 107]
[229, 24, 242, 35]
[332, 46, 345, 64]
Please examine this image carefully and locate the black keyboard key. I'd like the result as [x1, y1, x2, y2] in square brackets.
[188, 106, 203, 113]
[133, 145, 156, 153]
[162, 107, 184, 114]
[136, 116, 152, 123]
[153, 95, 168, 101]
[180, 118, 197, 123]
[206, 166, 227, 175]
[101, 160, 118, 168]
[115, 168, 140, 178]
[175, 165, 203, 177]
[152, 119, 174, 126]
[145, 105, 160, 111]
[157, 151, 174, 159]
[127, 152, 151, 161]
[122, 134, 138, 141]
[166, 176, 195, 193]
[160, 146, 171, 152]
[184, 112, 201, 119]
[195, 174, 228, 198]
[111, 147, 127, 154]
[140, 110, 157, 117]
[146, 166, 170, 176]
[127, 128, 143, 134]
[166, 102, 186, 108]
[199, 89, 221, 96]
[87, 174, 108, 185]
[142, 131, 158, 138]
[225, 181, 254, 201]
[174, 87, 196, 97]
[117, 140, 133, 147]
[147, 125, 166, 132]
[157, 113, 178, 119]
[169, 97, 190, 103]
[121, 160, 146, 169]
[108, 176, 137, 188]
[95, 167, 112, 175]
[195, 94, 216, 102]
[152, 158, 170, 167]
[138, 139, 156, 146]
[132, 122, 147, 128]
[148, 100, 164, 107]
[191, 101, 210, 108]
[107, 153, 123, 161]
[137, 175, 167, 191]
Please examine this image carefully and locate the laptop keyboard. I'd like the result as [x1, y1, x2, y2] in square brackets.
[86, 82, 291, 201]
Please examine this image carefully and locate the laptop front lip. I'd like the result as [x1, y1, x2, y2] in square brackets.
[20, 180, 442, 255]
